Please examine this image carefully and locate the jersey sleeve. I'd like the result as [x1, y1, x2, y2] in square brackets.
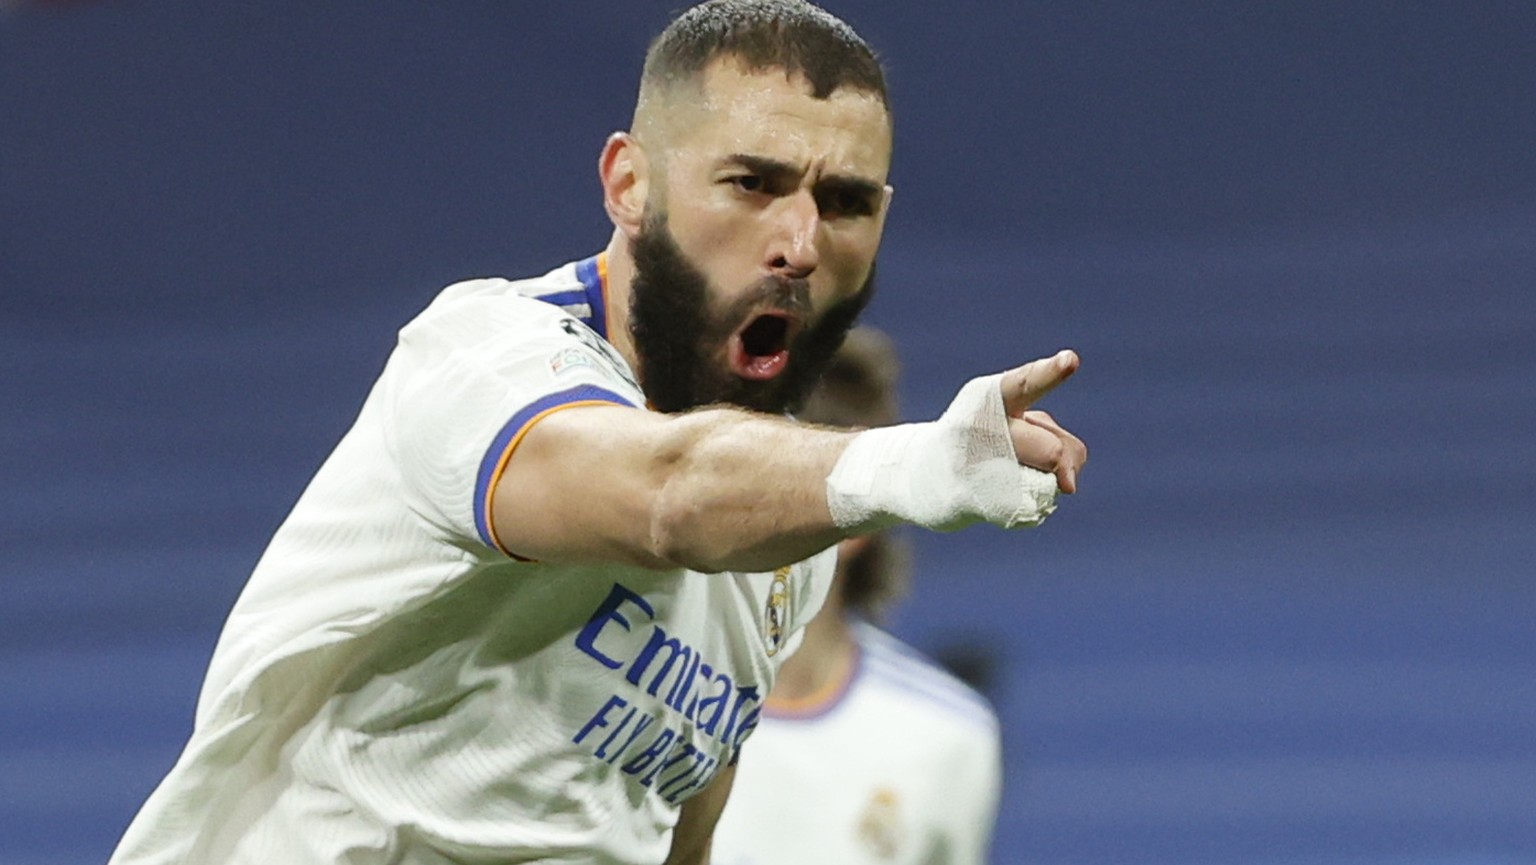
[926, 704, 1002, 865]
[951, 718, 1003, 865]
[380, 291, 647, 557]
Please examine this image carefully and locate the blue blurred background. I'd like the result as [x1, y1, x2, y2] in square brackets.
[2, 2, 1533, 863]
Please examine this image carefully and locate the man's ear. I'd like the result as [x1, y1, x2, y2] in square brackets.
[599, 132, 649, 237]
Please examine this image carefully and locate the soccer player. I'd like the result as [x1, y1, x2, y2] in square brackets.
[711, 327, 1002, 865]
[108, 2, 1085, 864]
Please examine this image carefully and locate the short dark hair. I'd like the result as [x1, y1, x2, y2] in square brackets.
[643, 0, 887, 104]
[798, 327, 909, 621]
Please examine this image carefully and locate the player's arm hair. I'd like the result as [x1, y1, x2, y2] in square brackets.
[492, 404, 852, 573]
[662, 760, 737, 865]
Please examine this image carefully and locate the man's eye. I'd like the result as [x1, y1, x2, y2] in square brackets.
[729, 175, 764, 192]
[817, 189, 872, 218]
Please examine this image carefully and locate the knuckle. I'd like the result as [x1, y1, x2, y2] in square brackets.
[1047, 437, 1065, 463]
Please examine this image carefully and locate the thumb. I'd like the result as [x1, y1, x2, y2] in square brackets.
[999, 349, 1079, 416]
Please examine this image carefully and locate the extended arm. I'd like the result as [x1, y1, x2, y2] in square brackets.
[492, 350, 1085, 572]
[494, 403, 851, 571]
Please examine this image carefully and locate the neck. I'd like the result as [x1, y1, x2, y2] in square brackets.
[602, 230, 640, 374]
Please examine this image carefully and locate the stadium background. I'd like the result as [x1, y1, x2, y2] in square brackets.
[2, 2, 1533, 863]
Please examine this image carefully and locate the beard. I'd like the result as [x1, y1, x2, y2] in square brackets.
[627, 210, 875, 415]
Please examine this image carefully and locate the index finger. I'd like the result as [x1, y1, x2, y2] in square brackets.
[1000, 349, 1079, 416]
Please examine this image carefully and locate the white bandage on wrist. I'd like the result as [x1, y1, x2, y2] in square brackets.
[824, 373, 1059, 533]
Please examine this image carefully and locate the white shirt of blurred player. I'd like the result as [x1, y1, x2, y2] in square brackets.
[108, 255, 835, 865]
[711, 622, 1002, 865]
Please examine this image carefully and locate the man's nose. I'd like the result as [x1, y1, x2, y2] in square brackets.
[766, 190, 821, 279]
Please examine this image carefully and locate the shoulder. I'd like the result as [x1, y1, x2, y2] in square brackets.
[853, 622, 999, 737]
[368, 267, 646, 476]
[429, 258, 590, 312]
[407, 272, 578, 342]
[393, 260, 636, 388]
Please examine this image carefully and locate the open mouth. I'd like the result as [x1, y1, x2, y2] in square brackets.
[730, 312, 799, 381]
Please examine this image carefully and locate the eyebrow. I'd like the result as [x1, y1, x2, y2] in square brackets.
[725, 154, 884, 203]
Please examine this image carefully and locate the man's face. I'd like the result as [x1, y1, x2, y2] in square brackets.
[629, 209, 874, 413]
[628, 58, 893, 414]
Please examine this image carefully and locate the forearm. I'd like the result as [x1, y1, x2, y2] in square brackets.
[645, 378, 1064, 569]
[646, 408, 852, 573]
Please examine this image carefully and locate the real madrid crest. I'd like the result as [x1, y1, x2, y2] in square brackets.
[856, 787, 904, 860]
[763, 566, 792, 656]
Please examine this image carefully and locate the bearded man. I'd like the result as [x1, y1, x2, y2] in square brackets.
[108, 2, 1086, 864]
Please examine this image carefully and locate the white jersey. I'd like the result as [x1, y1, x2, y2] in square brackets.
[711, 622, 1001, 865]
[109, 254, 836, 865]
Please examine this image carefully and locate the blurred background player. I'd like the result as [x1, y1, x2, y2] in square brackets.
[711, 327, 1002, 865]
